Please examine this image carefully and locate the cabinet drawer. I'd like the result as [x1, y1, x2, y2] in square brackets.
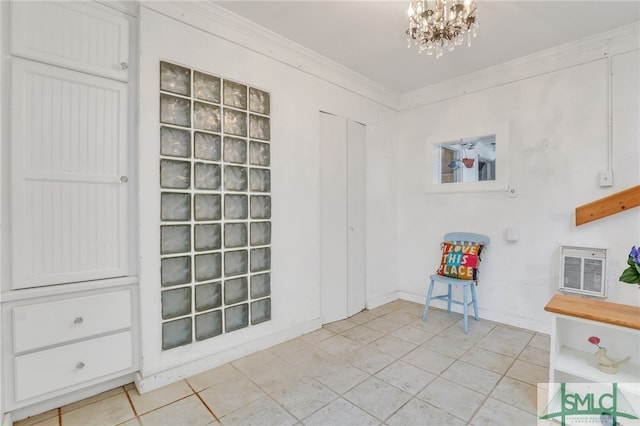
[13, 290, 132, 353]
[14, 331, 133, 402]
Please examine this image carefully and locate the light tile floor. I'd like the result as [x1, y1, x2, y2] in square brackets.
[14, 300, 550, 426]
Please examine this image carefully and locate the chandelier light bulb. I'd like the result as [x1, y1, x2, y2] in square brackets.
[405, 0, 478, 58]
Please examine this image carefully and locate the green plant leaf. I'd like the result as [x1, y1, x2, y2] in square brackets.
[619, 267, 640, 284]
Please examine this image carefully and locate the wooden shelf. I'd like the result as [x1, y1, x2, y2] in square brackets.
[575, 185, 640, 226]
[555, 346, 639, 384]
[544, 294, 640, 330]
[546, 294, 639, 392]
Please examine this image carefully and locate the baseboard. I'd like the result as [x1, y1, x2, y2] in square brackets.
[135, 317, 322, 394]
[479, 309, 549, 334]
[398, 291, 548, 334]
[366, 291, 400, 310]
[399, 291, 455, 315]
[398, 291, 425, 305]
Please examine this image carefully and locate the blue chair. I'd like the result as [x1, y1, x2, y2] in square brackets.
[422, 232, 490, 334]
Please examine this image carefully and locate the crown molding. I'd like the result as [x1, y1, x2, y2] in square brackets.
[110, 2, 637, 113]
[97, 0, 138, 16]
[401, 21, 640, 111]
[140, 1, 401, 110]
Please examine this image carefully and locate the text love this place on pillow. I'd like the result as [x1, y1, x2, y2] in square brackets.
[437, 243, 483, 280]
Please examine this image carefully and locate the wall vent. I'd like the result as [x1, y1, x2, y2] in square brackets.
[560, 246, 607, 297]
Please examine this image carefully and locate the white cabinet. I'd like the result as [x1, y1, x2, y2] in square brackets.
[1, 1, 137, 418]
[7, 1, 132, 291]
[545, 294, 640, 395]
[4, 288, 136, 409]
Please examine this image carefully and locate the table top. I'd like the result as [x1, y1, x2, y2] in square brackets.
[544, 294, 640, 330]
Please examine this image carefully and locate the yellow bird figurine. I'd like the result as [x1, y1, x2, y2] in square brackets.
[593, 347, 630, 374]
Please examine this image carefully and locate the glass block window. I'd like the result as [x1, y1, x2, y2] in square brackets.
[159, 62, 271, 350]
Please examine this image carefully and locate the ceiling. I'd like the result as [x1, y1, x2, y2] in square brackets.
[214, 1, 640, 94]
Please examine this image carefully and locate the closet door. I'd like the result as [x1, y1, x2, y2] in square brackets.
[319, 112, 366, 323]
[10, 59, 129, 289]
[346, 120, 366, 317]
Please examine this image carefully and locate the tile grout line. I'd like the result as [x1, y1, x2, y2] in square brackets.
[336, 307, 458, 424]
[295, 310, 401, 423]
[123, 385, 139, 418]
[229, 348, 311, 424]
[126, 390, 195, 421]
[227, 349, 319, 424]
[257, 337, 375, 425]
[298, 394, 343, 424]
[187, 381, 221, 423]
[379, 315, 539, 424]
[114, 415, 143, 426]
[339, 306, 415, 424]
[424, 319, 480, 424]
[463, 331, 539, 424]
[340, 308, 545, 424]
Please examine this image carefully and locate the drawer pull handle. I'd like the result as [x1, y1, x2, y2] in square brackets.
[120, 62, 129, 70]
[73, 317, 84, 325]
[76, 362, 85, 370]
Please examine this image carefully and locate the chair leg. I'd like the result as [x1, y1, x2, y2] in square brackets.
[471, 283, 479, 321]
[422, 279, 435, 321]
[462, 284, 469, 334]
[446, 284, 452, 313]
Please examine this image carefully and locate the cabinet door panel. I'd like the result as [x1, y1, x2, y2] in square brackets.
[10, 2, 130, 81]
[11, 59, 128, 289]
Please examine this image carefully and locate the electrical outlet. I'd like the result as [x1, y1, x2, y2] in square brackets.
[599, 170, 613, 187]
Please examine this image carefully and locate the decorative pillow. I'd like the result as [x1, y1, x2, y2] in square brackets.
[437, 242, 484, 280]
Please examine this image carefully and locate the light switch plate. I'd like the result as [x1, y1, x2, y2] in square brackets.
[599, 170, 613, 187]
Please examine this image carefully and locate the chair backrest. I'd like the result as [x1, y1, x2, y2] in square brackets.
[443, 232, 490, 247]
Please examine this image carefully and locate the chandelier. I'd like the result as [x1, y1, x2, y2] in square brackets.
[406, 0, 478, 58]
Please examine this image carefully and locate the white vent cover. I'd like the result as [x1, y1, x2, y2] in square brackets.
[560, 246, 607, 297]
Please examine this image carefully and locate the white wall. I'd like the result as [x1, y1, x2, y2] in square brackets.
[397, 37, 640, 333]
[136, 5, 398, 390]
[365, 110, 399, 308]
[136, 6, 637, 389]
[0, 1, 4, 422]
